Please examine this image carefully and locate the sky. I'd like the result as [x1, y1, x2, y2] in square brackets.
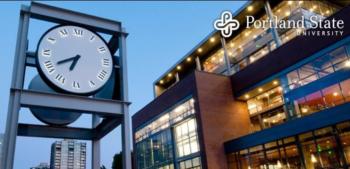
[0, 1, 246, 168]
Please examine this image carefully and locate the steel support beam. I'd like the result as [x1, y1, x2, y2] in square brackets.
[120, 29, 132, 169]
[17, 123, 93, 140]
[1, 7, 30, 169]
[17, 88, 128, 116]
[28, 2, 125, 35]
[220, 36, 232, 75]
[92, 115, 101, 169]
[94, 117, 123, 140]
[264, 1, 282, 47]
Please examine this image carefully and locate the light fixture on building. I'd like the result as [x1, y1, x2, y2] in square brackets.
[333, 92, 339, 97]
[198, 48, 203, 53]
[311, 154, 318, 163]
[263, 119, 268, 122]
[312, 5, 317, 10]
[177, 65, 182, 70]
[168, 73, 172, 77]
[160, 80, 164, 84]
[288, 1, 293, 5]
[187, 57, 192, 62]
[273, 80, 278, 85]
[245, 94, 250, 99]
[247, 5, 253, 12]
[211, 57, 216, 61]
[219, 58, 224, 63]
[326, 10, 330, 14]
[258, 88, 263, 92]
[230, 43, 235, 47]
[210, 37, 215, 43]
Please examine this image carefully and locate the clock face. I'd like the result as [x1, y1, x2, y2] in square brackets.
[36, 25, 113, 95]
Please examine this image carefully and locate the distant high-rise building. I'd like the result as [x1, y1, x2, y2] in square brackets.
[50, 139, 86, 169]
[0, 133, 3, 167]
[30, 162, 49, 169]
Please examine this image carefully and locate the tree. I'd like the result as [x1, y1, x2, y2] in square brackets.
[112, 152, 123, 169]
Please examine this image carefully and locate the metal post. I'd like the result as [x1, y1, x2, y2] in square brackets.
[92, 115, 101, 169]
[220, 36, 232, 75]
[1, 7, 30, 169]
[264, 0, 282, 47]
[120, 29, 132, 169]
[195, 56, 202, 71]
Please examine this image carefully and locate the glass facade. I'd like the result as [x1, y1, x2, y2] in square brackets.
[135, 98, 201, 169]
[243, 42, 350, 134]
[228, 121, 350, 169]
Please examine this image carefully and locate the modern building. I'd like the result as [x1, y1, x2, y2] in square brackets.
[30, 163, 50, 169]
[132, 0, 350, 169]
[50, 139, 86, 169]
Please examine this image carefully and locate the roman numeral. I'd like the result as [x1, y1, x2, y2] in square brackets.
[42, 49, 51, 57]
[55, 74, 65, 84]
[47, 37, 56, 44]
[98, 47, 106, 53]
[102, 58, 110, 67]
[97, 70, 108, 81]
[90, 35, 96, 42]
[89, 80, 96, 88]
[72, 81, 80, 89]
[44, 60, 55, 74]
[73, 28, 83, 37]
[59, 29, 68, 37]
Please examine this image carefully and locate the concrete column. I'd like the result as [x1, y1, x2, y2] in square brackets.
[175, 72, 180, 82]
[264, 0, 282, 47]
[220, 36, 232, 75]
[92, 115, 101, 169]
[195, 56, 202, 71]
[1, 7, 30, 169]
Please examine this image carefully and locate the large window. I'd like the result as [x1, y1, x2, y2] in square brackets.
[285, 46, 350, 91]
[135, 98, 195, 143]
[136, 129, 173, 169]
[175, 118, 200, 158]
[179, 157, 201, 169]
[228, 124, 350, 169]
[288, 78, 350, 118]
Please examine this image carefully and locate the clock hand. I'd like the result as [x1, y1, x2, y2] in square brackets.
[69, 55, 81, 71]
[57, 56, 76, 65]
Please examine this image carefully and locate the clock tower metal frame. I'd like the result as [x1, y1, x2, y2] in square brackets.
[0, 2, 132, 169]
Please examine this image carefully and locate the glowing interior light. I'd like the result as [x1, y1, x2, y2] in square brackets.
[187, 57, 192, 62]
[273, 80, 278, 85]
[345, 60, 350, 67]
[168, 73, 172, 77]
[177, 65, 181, 70]
[285, 11, 291, 17]
[288, 1, 293, 5]
[258, 88, 263, 92]
[245, 94, 250, 99]
[198, 48, 203, 53]
[333, 92, 339, 97]
[160, 80, 164, 84]
[301, 108, 309, 113]
[311, 154, 318, 163]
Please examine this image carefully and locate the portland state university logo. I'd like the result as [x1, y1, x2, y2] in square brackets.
[214, 11, 240, 38]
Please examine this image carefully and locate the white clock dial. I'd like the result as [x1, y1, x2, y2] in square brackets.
[37, 25, 113, 95]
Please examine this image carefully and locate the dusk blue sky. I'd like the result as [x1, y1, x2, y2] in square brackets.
[0, 1, 246, 168]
